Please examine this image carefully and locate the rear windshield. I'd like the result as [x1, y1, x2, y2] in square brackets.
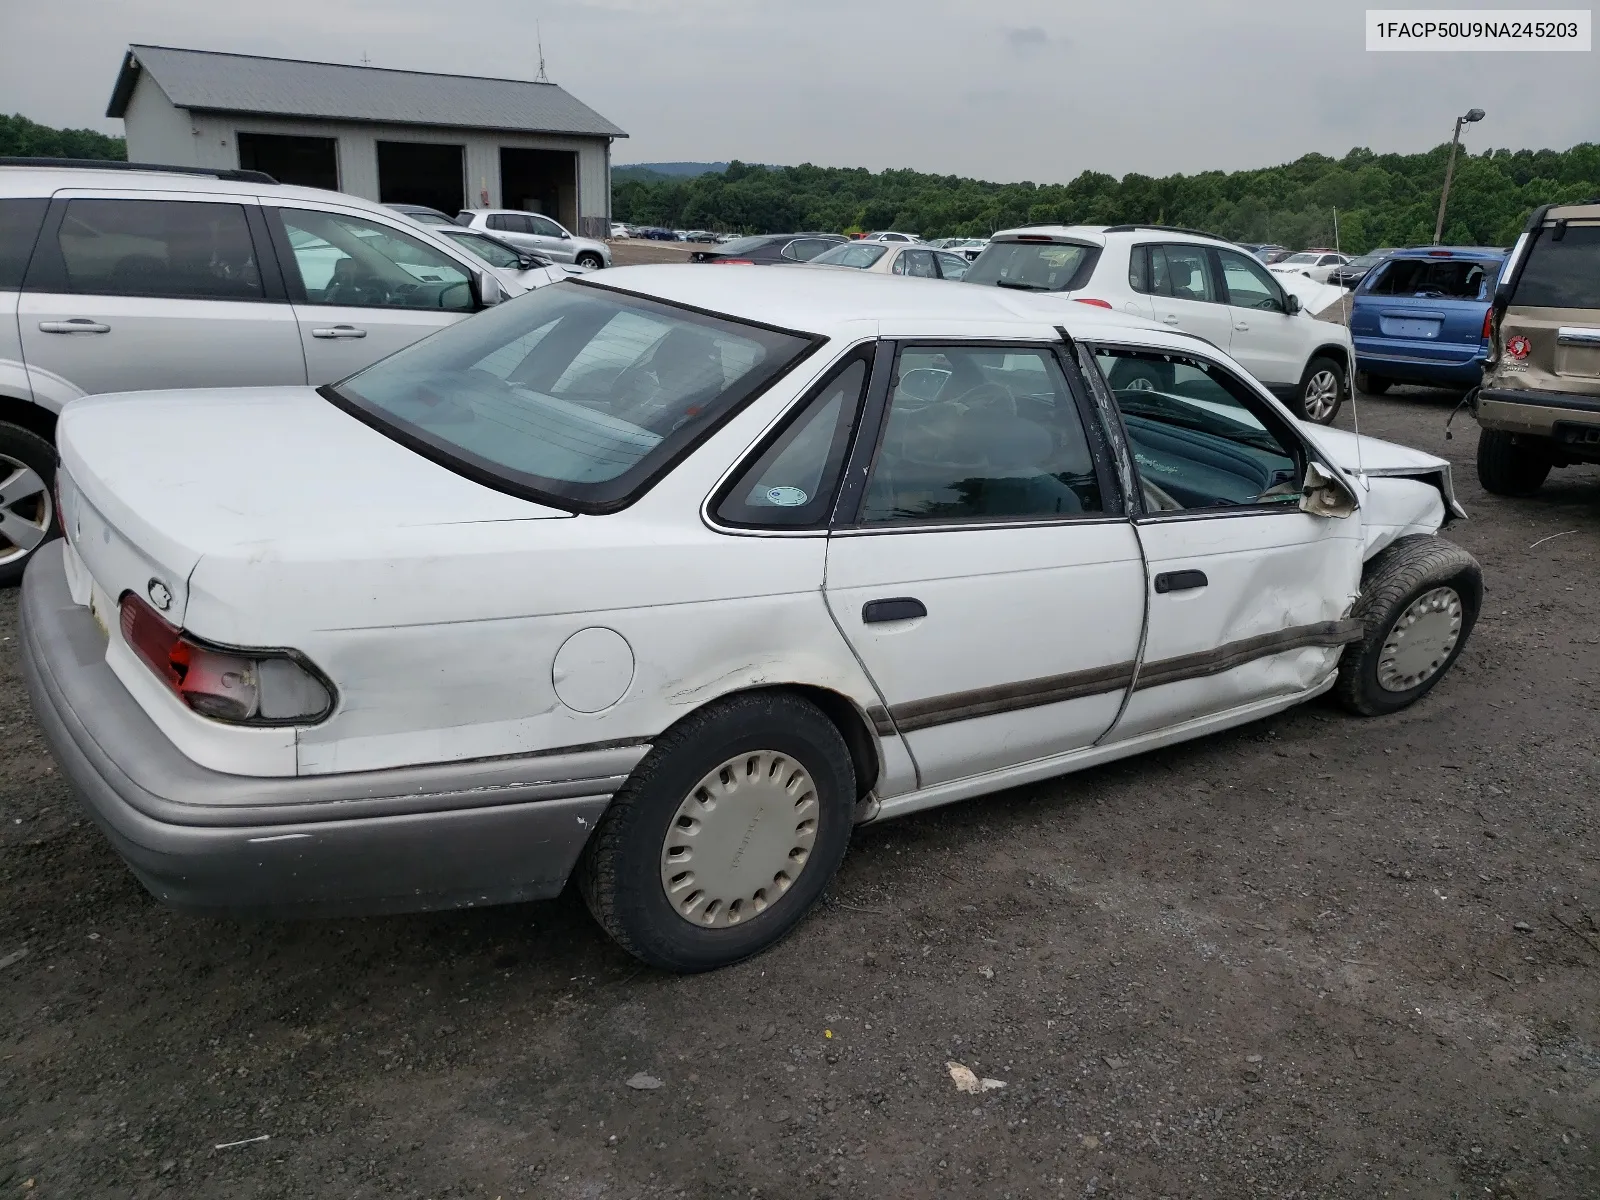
[1513, 224, 1600, 309]
[963, 241, 1095, 291]
[1281, 252, 1319, 264]
[811, 242, 887, 268]
[329, 283, 815, 512]
[1365, 258, 1498, 300]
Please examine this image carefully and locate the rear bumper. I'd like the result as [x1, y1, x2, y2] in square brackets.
[1477, 388, 1600, 438]
[1355, 342, 1485, 387]
[20, 542, 647, 917]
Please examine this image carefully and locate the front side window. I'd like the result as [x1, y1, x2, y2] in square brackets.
[276, 209, 472, 311]
[1512, 224, 1600, 309]
[714, 357, 868, 528]
[811, 242, 887, 269]
[1149, 244, 1217, 303]
[52, 199, 263, 300]
[1217, 248, 1286, 313]
[529, 215, 565, 238]
[330, 283, 815, 511]
[963, 241, 1096, 292]
[1095, 348, 1302, 512]
[860, 346, 1105, 523]
[935, 252, 970, 280]
[443, 230, 521, 269]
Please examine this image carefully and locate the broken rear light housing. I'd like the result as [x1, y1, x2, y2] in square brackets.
[118, 592, 335, 725]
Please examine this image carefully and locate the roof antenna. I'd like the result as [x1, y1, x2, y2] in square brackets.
[534, 23, 550, 83]
[1332, 204, 1366, 486]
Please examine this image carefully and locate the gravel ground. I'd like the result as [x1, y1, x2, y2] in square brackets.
[1, 388, 1597, 1199]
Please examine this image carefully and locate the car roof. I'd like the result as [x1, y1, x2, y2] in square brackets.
[0, 163, 399, 217]
[580, 264, 1175, 343]
[1387, 245, 1506, 259]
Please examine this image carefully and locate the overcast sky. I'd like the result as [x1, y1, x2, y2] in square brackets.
[2, 0, 1596, 182]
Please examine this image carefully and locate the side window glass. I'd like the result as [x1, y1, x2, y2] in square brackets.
[55, 199, 263, 300]
[1154, 244, 1216, 303]
[486, 214, 513, 232]
[936, 252, 969, 280]
[277, 209, 473, 312]
[861, 347, 1104, 523]
[783, 238, 834, 262]
[906, 249, 938, 278]
[0, 198, 49, 289]
[530, 215, 563, 237]
[1095, 349, 1303, 511]
[1128, 244, 1150, 294]
[891, 251, 909, 275]
[715, 358, 868, 528]
[1217, 248, 1285, 313]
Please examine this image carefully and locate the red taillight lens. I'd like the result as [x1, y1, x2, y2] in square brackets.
[1482, 309, 1494, 340]
[1073, 297, 1113, 308]
[712, 258, 755, 265]
[118, 592, 331, 724]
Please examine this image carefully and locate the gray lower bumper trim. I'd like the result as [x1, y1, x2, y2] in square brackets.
[19, 542, 647, 915]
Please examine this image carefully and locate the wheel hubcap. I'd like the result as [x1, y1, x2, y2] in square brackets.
[0, 454, 53, 567]
[1303, 370, 1340, 421]
[660, 750, 820, 928]
[1126, 376, 1156, 392]
[1377, 587, 1463, 692]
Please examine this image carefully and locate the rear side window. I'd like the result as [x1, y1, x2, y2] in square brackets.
[487, 213, 528, 233]
[780, 238, 837, 262]
[0, 198, 48, 289]
[49, 199, 264, 300]
[1513, 225, 1600, 308]
[1367, 258, 1497, 300]
[810, 242, 887, 269]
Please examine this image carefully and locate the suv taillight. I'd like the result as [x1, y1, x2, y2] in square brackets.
[1482, 308, 1494, 341]
[119, 593, 333, 725]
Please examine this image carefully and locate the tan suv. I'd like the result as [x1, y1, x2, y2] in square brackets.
[1476, 198, 1600, 495]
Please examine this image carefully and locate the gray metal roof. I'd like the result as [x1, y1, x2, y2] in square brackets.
[108, 45, 627, 139]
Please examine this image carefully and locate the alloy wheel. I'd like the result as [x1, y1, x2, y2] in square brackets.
[0, 454, 53, 568]
[1302, 369, 1341, 422]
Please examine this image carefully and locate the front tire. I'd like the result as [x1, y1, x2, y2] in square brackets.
[575, 251, 604, 270]
[0, 422, 59, 588]
[1334, 535, 1482, 717]
[1476, 429, 1552, 497]
[577, 692, 855, 972]
[1295, 355, 1346, 424]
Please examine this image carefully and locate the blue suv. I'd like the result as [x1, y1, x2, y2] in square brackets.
[1349, 247, 1506, 393]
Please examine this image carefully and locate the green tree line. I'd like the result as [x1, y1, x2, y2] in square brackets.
[1, 113, 126, 162]
[613, 143, 1600, 253]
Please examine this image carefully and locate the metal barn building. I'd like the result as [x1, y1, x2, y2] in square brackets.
[108, 44, 627, 237]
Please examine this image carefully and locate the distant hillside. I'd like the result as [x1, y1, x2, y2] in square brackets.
[615, 162, 730, 180]
[1, 114, 125, 161]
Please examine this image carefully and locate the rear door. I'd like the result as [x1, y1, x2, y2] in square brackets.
[823, 340, 1146, 787]
[17, 191, 305, 396]
[264, 201, 479, 383]
[1142, 242, 1234, 352]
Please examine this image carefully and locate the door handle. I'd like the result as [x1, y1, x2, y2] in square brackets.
[38, 319, 110, 334]
[862, 597, 926, 623]
[311, 325, 368, 339]
[1234, 322, 1250, 332]
[1154, 570, 1208, 594]
[1161, 315, 1182, 325]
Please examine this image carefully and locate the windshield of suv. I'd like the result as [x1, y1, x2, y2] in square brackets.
[810, 242, 888, 269]
[330, 284, 815, 511]
[963, 241, 1094, 291]
[1514, 224, 1600, 308]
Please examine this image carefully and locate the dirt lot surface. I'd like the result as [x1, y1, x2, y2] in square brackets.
[610, 240, 704, 266]
[2, 388, 1597, 1198]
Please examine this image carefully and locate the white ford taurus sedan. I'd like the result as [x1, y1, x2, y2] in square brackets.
[21, 267, 1482, 972]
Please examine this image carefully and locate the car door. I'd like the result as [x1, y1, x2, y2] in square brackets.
[526, 214, 575, 263]
[265, 202, 480, 384]
[484, 212, 539, 253]
[1091, 344, 1363, 741]
[823, 340, 1147, 787]
[1143, 243, 1234, 352]
[17, 192, 305, 397]
[1216, 246, 1305, 390]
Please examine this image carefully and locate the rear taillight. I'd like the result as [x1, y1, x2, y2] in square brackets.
[712, 258, 755, 265]
[1482, 308, 1494, 340]
[119, 592, 333, 725]
[1074, 298, 1113, 308]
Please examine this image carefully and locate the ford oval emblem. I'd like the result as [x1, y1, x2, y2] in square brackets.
[147, 579, 173, 612]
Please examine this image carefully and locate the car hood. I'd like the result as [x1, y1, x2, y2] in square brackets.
[1275, 271, 1351, 317]
[1299, 423, 1468, 521]
[57, 387, 568, 628]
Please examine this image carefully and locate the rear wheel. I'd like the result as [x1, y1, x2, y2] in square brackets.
[1355, 371, 1391, 395]
[578, 692, 855, 972]
[575, 251, 604, 270]
[1334, 535, 1482, 716]
[0, 422, 58, 588]
[1107, 359, 1173, 394]
[1476, 428, 1552, 497]
[1295, 355, 1346, 424]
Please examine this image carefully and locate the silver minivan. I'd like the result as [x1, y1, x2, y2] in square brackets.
[0, 159, 524, 584]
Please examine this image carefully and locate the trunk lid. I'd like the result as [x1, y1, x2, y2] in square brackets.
[57, 386, 569, 627]
[1488, 212, 1600, 396]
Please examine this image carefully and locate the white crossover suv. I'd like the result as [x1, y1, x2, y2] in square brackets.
[0, 159, 533, 585]
[454, 209, 612, 270]
[966, 225, 1354, 425]
[23, 266, 1479, 971]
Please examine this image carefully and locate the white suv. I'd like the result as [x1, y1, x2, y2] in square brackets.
[455, 209, 611, 270]
[0, 159, 529, 585]
[966, 225, 1351, 425]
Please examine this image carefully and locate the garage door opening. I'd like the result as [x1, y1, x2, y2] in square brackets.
[500, 148, 577, 232]
[237, 132, 338, 190]
[376, 141, 465, 217]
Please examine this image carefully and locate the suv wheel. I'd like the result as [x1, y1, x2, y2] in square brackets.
[0, 422, 59, 588]
[1295, 356, 1346, 424]
[1476, 429, 1552, 497]
[575, 251, 604, 270]
[578, 691, 855, 972]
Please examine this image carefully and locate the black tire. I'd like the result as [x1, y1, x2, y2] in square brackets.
[1476, 428, 1552, 497]
[1294, 355, 1346, 424]
[1355, 371, 1391, 396]
[0, 421, 60, 589]
[1107, 359, 1173, 394]
[1334, 535, 1482, 717]
[577, 691, 855, 972]
[575, 251, 604, 270]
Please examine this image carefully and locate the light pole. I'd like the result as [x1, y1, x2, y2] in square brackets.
[1434, 107, 1485, 245]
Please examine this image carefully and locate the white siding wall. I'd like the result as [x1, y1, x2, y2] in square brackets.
[121, 75, 202, 167]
